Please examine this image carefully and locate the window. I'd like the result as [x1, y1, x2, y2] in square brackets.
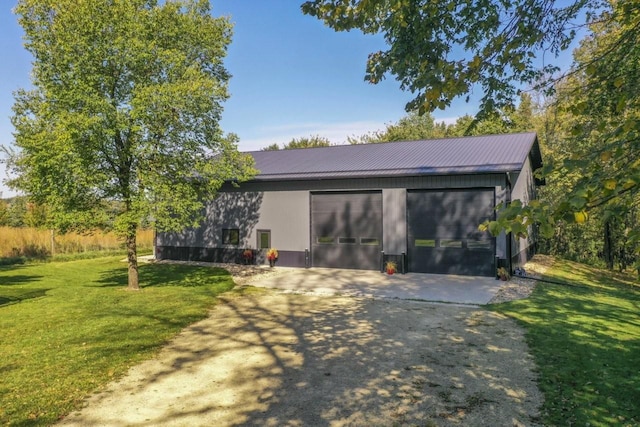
[338, 237, 357, 244]
[467, 240, 492, 250]
[360, 237, 380, 246]
[222, 228, 240, 246]
[257, 230, 271, 249]
[415, 239, 436, 247]
[317, 236, 335, 244]
[440, 239, 463, 248]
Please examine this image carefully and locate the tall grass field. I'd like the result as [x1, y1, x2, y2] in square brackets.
[0, 227, 154, 259]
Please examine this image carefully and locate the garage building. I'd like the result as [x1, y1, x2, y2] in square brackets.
[156, 132, 543, 277]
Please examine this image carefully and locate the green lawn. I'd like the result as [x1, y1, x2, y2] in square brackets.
[0, 256, 236, 426]
[489, 258, 640, 426]
[3, 254, 639, 426]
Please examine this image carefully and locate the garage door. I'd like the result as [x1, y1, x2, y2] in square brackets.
[407, 189, 495, 276]
[311, 191, 382, 270]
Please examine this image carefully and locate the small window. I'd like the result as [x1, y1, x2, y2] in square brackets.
[360, 237, 380, 246]
[467, 240, 492, 250]
[415, 239, 436, 247]
[440, 239, 463, 248]
[222, 228, 240, 246]
[257, 230, 271, 249]
[317, 236, 335, 244]
[338, 237, 357, 244]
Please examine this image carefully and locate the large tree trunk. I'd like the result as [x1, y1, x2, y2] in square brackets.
[126, 224, 140, 290]
[603, 220, 614, 271]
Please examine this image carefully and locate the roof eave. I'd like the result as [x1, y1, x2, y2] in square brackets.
[245, 166, 522, 183]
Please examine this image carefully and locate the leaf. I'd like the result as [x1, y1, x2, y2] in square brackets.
[569, 196, 586, 209]
[613, 76, 624, 88]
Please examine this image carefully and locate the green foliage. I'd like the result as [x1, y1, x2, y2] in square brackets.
[7, 0, 256, 287]
[0, 256, 236, 425]
[7, 198, 27, 228]
[302, 0, 589, 114]
[261, 143, 281, 151]
[491, 258, 640, 426]
[0, 200, 9, 226]
[262, 135, 332, 150]
[304, 0, 640, 271]
[284, 135, 332, 149]
[448, 93, 537, 136]
[349, 111, 446, 143]
[348, 94, 536, 146]
[9, 0, 255, 235]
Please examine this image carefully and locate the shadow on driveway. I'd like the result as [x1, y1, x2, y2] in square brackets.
[59, 292, 541, 426]
[248, 267, 502, 305]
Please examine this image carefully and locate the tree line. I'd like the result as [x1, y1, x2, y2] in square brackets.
[0, 197, 47, 228]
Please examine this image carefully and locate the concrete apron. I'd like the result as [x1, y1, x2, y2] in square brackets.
[249, 267, 502, 305]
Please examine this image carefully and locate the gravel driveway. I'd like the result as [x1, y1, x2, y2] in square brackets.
[59, 288, 542, 426]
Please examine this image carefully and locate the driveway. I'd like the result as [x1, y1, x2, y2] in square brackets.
[245, 267, 503, 305]
[59, 289, 542, 426]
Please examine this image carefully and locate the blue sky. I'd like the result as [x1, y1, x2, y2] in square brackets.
[1, 0, 562, 198]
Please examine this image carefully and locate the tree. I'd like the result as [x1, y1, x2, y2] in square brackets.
[261, 135, 332, 150]
[447, 93, 536, 136]
[7, 197, 27, 228]
[304, 0, 640, 273]
[285, 135, 332, 149]
[349, 111, 447, 143]
[261, 143, 281, 151]
[23, 202, 47, 228]
[302, 0, 593, 115]
[7, 0, 255, 289]
[0, 200, 9, 226]
[482, 6, 640, 273]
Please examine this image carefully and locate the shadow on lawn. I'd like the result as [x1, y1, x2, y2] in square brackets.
[0, 266, 47, 307]
[0, 264, 43, 286]
[545, 258, 640, 291]
[494, 278, 640, 425]
[95, 262, 233, 288]
[0, 288, 50, 307]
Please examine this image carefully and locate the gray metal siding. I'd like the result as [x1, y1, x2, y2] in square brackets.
[157, 190, 310, 252]
[156, 192, 264, 248]
[249, 191, 310, 251]
[383, 188, 407, 254]
[157, 174, 516, 274]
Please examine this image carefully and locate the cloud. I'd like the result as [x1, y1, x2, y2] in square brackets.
[237, 120, 390, 151]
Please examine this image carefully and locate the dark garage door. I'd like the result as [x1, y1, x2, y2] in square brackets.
[407, 189, 495, 276]
[311, 191, 382, 270]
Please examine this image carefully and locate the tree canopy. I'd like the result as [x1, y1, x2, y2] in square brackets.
[261, 135, 332, 150]
[304, 0, 640, 273]
[7, 0, 255, 288]
[302, 0, 596, 115]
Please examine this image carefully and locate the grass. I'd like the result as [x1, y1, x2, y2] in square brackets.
[0, 256, 236, 426]
[489, 257, 640, 426]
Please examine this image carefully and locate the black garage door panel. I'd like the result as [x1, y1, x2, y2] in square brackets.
[311, 192, 382, 270]
[407, 189, 495, 276]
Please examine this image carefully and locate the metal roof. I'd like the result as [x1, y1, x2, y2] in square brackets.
[245, 132, 541, 181]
